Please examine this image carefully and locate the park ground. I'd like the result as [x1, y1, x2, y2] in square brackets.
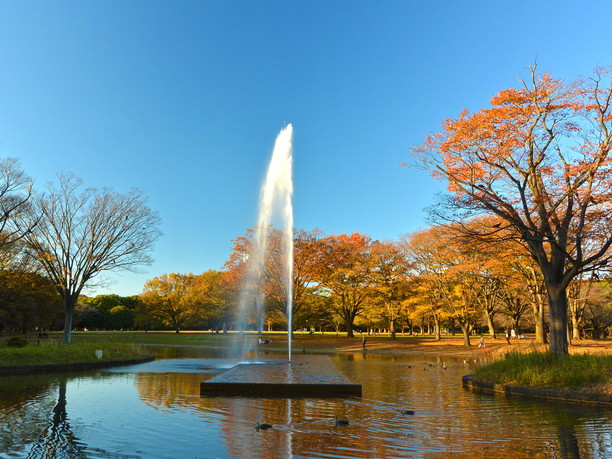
[1, 331, 610, 396]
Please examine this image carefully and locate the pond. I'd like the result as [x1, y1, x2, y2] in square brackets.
[0, 346, 610, 458]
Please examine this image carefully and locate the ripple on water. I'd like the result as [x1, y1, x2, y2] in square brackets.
[0, 352, 610, 458]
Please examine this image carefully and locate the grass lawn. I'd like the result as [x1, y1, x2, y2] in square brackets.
[2, 331, 611, 397]
[0, 339, 150, 367]
[472, 351, 612, 395]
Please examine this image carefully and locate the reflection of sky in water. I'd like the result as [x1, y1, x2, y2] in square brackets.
[65, 373, 226, 458]
[0, 351, 610, 458]
[102, 358, 237, 373]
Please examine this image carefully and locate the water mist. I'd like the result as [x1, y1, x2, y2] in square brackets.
[235, 124, 294, 362]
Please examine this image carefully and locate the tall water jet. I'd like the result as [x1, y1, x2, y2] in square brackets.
[235, 124, 294, 362]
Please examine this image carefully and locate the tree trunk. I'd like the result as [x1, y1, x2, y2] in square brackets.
[532, 302, 546, 344]
[389, 318, 396, 339]
[547, 284, 569, 357]
[433, 315, 441, 341]
[570, 309, 581, 341]
[63, 297, 74, 344]
[459, 321, 471, 346]
[486, 314, 496, 338]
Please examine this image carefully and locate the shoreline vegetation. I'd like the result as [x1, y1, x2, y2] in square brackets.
[1, 331, 610, 398]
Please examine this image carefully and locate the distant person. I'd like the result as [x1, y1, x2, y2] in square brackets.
[478, 335, 485, 348]
[362, 336, 367, 350]
[511, 329, 517, 339]
[504, 329, 511, 344]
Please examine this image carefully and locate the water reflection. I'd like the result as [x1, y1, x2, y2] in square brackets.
[27, 380, 87, 458]
[0, 348, 610, 458]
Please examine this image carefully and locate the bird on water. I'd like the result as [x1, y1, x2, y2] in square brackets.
[334, 416, 349, 426]
[255, 422, 273, 431]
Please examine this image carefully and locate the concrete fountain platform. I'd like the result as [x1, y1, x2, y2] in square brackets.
[200, 355, 362, 397]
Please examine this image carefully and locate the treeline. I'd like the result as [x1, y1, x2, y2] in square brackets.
[132, 226, 612, 342]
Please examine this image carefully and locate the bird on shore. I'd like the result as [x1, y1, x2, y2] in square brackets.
[334, 416, 349, 426]
[255, 422, 273, 431]
[399, 410, 415, 415]
[442, 362, 447, 370]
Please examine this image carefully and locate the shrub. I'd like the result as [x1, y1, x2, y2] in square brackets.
[6, 337, 28, 348]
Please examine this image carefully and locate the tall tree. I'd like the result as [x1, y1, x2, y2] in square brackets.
[186, 269, 232, 331]
[313, 233, 373, 338]
[0, 158, 35, 250]
[225, 228, 323, 329]
[412, 67, 612, 356]
[21, 173, 161, 343]
[139, 273, 196, 333]
[369, 240, 411, 338]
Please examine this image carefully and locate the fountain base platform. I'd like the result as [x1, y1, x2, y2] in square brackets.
[200, 355, 362, 397]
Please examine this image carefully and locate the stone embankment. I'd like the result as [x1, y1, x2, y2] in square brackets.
[462, 374, 612, 407]
[0, 356, 155, 376]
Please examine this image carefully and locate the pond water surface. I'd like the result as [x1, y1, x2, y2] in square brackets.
[0, 346, 610, 458]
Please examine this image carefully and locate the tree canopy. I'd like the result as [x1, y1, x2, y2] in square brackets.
[411, 66, 612, 356]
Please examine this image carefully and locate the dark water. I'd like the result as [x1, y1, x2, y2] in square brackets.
[0, 347, 610, 458]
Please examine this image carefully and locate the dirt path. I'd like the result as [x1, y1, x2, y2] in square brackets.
[261, 333, 612, 358]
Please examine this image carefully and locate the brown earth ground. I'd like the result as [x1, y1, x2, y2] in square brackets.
[261, 332, 612, 359]
[273, 333, 610, 396]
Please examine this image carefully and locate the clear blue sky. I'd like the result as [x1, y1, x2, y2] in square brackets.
[1, 1, 611, 296]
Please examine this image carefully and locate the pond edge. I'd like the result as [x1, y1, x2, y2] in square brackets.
[0, 356, 156, 376]
[462, 374, 612, 407]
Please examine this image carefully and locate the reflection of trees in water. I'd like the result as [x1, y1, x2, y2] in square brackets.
[131, 356, 611, 458]
[541, 403, 611, 459]
[135, 372, 205, 409]
[26, 380, 87, 458]
[0, 375, 57, 455]
[336, 353, 612, 458]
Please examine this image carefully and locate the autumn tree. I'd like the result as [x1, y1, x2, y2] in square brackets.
[225, 228, 324, 331]
[313, 233, 373, 337]
[404, 225, 487, 346]
[185, 269, 233, 331]
[0, 269, 61, 333]
[139, 273, 196, 332]
[402, 228, 450, 340]
[583, 279, 612, 338]
[19, 173, 161, 343]
[367, 240, 411, 338]
[412, 67, 612, 356]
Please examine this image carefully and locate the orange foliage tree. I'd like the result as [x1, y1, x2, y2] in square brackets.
[411, 67, 612, 356]
[224, 228, 324, 330]
[312, 233, 374, 338]
[139, 273, 196, 333]
[367, 240, 412, 338]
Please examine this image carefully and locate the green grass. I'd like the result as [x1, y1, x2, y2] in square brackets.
[0, 340, 149, 366]
[473, 352, 612, 391]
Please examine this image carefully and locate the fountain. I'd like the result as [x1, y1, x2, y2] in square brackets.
[232, 123, 294, 361]
[202, 124, 361, 397]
